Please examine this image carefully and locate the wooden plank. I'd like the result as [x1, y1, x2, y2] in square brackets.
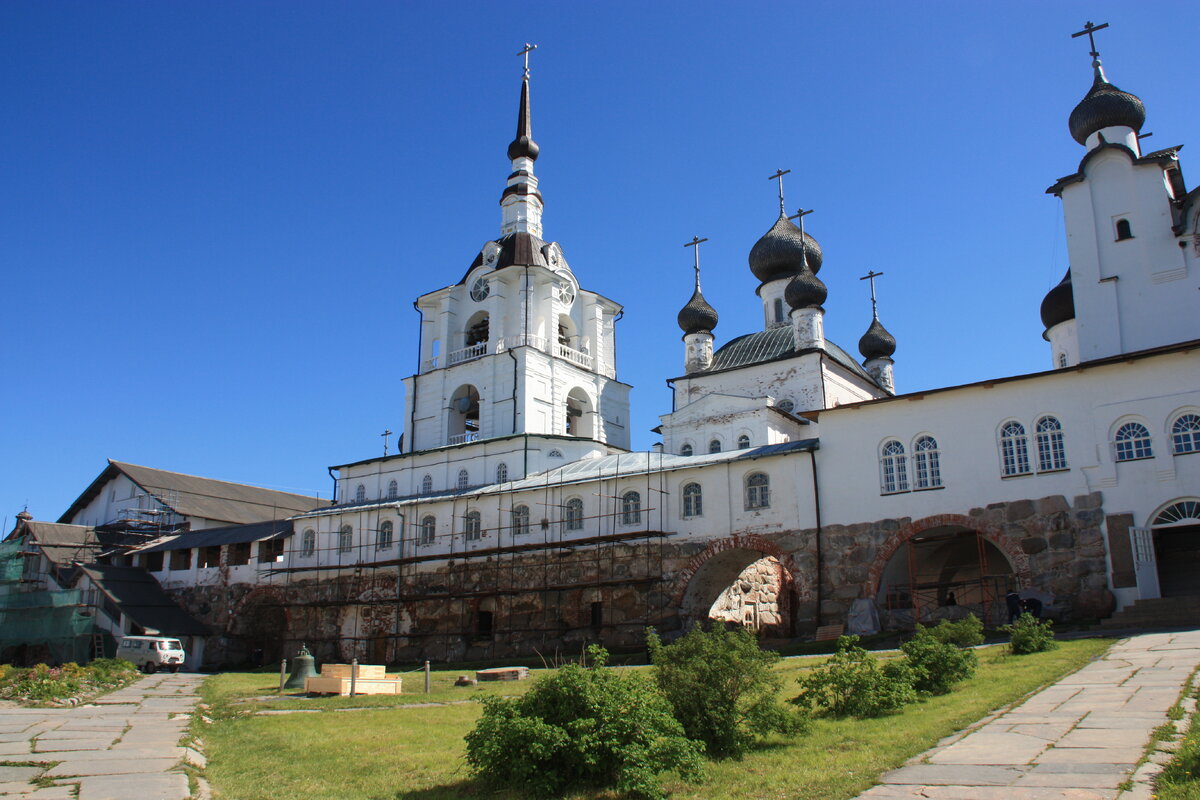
[814, 624, 845, 642]
[476, 666, 529, 682]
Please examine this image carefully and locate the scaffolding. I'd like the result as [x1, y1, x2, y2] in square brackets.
[251, 451, 673, 664]
[883, 529, 1014, 628]
[0, 536, 98, 665]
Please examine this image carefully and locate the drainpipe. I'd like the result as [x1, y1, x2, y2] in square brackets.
[807, 446, 823, 630]
[508, 348, 519, 435]
[612, 308, 624, 379]
[327, 467, 338, 505]
[667, 378, 676, 413]
[410, 301, 424, 454]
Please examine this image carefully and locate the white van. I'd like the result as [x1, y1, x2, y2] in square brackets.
[118, 636, 186, 673]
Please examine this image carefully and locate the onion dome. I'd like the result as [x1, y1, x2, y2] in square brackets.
[678, 287, 718, 334]
[859, 317, 896, 361]
[784, 265, 827, 309]
[748, 214, 823, 284]
[1039, 269, 1075, 329]
[1069, 63, 1145, 145]
[507, 77, 540, 161]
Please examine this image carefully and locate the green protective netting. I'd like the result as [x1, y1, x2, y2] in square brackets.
[0, 536, 99, 664]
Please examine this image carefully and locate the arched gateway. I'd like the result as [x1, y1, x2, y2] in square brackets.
[673, 535, 800, 636]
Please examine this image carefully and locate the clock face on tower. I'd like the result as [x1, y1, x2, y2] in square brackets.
[470, 277, 490, 302]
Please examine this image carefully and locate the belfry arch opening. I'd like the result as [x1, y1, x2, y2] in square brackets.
[877, 526, 1015, 628]
[680, 547, 793, 636]
[565, 387, 592, 438]
[465, 311, 489, 348]
[449, 385, 481, 441]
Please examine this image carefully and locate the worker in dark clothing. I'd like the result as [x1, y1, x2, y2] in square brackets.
[1022, 596, 1043, 619]
[1005, 591, 1022, 623]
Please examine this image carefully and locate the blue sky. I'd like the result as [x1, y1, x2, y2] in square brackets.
[3, 1, 1197, 524]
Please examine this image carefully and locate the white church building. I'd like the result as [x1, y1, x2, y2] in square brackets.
[8, 30, 1200, 666]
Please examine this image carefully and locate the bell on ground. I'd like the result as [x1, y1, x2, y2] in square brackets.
[283, 643, 318, 690]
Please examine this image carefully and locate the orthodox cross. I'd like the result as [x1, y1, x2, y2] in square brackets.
[859, 270, 884, 318]
[1071, 21, 1109, 59]
[518, 43, 538, 77]
[768, 169, 791, 215]
[684, 235, 709, 289]
[788, 207, 815, 269]
[380, 429, 393, 456]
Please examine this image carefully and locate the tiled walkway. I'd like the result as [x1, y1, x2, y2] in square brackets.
[856, 630, 1200, 800]
[0, 672, 203, 799]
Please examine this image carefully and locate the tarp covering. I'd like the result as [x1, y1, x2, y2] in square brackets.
[0, 537, 97, 664]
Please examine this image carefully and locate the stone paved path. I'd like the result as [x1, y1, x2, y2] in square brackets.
[856, 630, 1200, 800]
[0, 672, 204, 799]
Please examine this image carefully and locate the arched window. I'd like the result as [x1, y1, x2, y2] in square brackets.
[421, 474, 433, 494]
[419, 516, 436, 545]
[511, 505, 530, 536]
[773, 297, 784, 324]
[913, 436, 942, 489]
[880, 440, 909, 493]
[1154, 500, 1200, 526]
[464, 510, 482, 542]
[621, 491, 641, 525]
[548, 449, 563, 458]
[457, 469, 470, 490]
[745, 473, 770, 509]
[778, 399, 795, 414]
[496, 462, 508, 483]
[566, 389, 592, 437]
[680, 443, 693, 457]
[1057, 353, 1068, 369]
[354, 484, 366, 503]
[386, 479, 398, 500]
[564, 498, 584, 531]
[301, 528, 316, 557]
[681, 483, 702, 518]
[377, 520, 394, 550]
[1114, 422, 1153, 461]
[338, 525, 353, 553]
[465, 312, 489, 346]
[1171, 414, 1200, 454]
[1115, 218, 1133, 240]
[1035, 416, 1068, 471]
[999, 421, 1031, 476]
[708, 439, 722, 454]
[737, 434, 750, 449]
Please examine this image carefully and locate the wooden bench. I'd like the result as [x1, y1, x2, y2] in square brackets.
[814, 624, 845, 642]
[304, 663, 403, 696]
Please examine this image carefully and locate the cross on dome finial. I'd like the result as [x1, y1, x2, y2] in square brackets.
[684, 236, 709, 289]
[1071, 21, 1109, 60]
[518, 43, 538, 78]
[768, 169, 791, 215]
[859, 269, 884, 319]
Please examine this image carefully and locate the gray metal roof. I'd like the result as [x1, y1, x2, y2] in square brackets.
[22, 521, 107, 565]
[134, 520, 294, 554]
[78, 565, 209, 636]
[60, 461, 322, 526]
[704, 325, 876, 384]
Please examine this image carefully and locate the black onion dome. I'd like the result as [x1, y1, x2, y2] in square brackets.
[748, 215, 823, 284]
[1040, 269, 1076, 329]
[1069, 67, 1145, 145]
[859, 317, 896, 360]
[784, 266, 827, 309]
[677, 287, 719, 334]
[507, 77, 540, 161]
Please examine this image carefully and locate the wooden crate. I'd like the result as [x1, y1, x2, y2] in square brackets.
[476, 666, 529, 682]
[304, 664, 401, 696]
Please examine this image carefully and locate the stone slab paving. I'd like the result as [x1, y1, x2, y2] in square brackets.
[0, 672, 204, 798]
[856, 630, 1200, 800]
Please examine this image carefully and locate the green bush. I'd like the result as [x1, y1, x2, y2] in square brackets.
[464, 645, 703, 800]
[796, 636, 917, 717]
[928, 614, 985, 647]
[1002, 613, 1057, 655]
[901, 625, 978, 695]
[647, 626, 805, 759]
[0, 658, 139, 704]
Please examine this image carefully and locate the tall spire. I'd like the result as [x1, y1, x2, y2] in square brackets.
[500, 43, 544, 238]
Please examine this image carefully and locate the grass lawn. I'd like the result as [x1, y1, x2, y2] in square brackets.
[199, 638, 1110, 800]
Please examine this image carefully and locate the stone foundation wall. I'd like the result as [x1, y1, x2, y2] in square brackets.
[164, 493, 1111, 666]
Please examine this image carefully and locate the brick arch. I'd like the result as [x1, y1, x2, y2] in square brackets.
[866, 514, 1030, 598]
[227, 586, 291, 635]
[670, 533, 801, 612]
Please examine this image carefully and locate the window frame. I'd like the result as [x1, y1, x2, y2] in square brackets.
[880, 439, 909, 494]
[421, 474, 433, 494]
[496, 462, 508, 483]
[745, 472, 770, 510]
[386, 479, 398, 500]
[377, 520, 394, 551]
[999, 420, 1032, 477]
[457, 469, 470, 490]
[564, 498, 584, 531]
[1170, 413, 1200, 455]
[511, 504, 530, 536]
[338, 525, 353, 554]
[681, 482, 703, 518]
[419, 516, 436, 546]
[912, 435, 942, 490]
[301, 528, 316, 558]
[680, 443, 693, 457]
[354, 484, 366, 503]
[464, 510, 482, 542]
[621, 491, 641, 525]
[708, 438, 722, 454]
[1114, 421, 1154, 462]
[737, 434, 751, 449]
[1035, 416, 1068, 472]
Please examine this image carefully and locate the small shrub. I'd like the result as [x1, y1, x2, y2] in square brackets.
[464, 645, 703, 800]
[1002, 613, 1057, 655]
[901, 625, 978, 695]
[0, 658, 138, 704]
[928, 614, 984, 647]
[796, 635, 916, 717]
[647, 626, 805, 759]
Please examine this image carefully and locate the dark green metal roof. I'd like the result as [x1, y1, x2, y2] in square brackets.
[705, 325, 876, 384]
